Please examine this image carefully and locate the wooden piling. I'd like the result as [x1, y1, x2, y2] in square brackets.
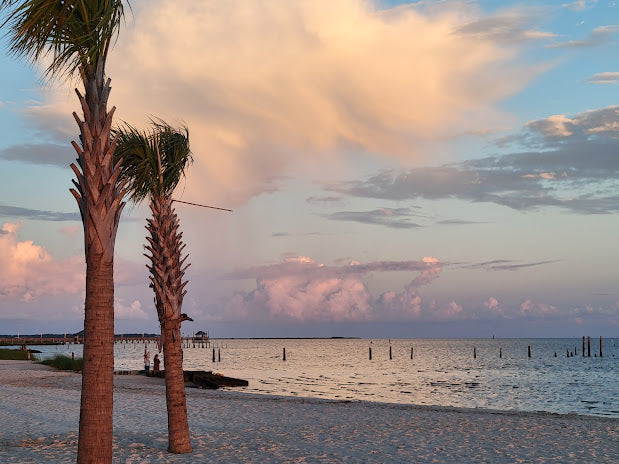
[218, 348, 221, 362]
[499, 347, 502, 358]
[410, 347, 413, 359]
[389, 345, 392, 360]
[283, 347, 286, 361]
[527, 345, 531, 358]
[369, 346, 372, 360]
[600, 336, 603, 357]
[212, 348, 216, 362]
[473, 347, 476, 359]
[587, 336, 591, 357]
[582, 336, 585, 357]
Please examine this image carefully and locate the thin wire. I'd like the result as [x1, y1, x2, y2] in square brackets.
[172, 199, 233, 212]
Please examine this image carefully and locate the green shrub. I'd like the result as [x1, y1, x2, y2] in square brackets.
[0, 348, 36, 360]
[40, 354, 83, 371]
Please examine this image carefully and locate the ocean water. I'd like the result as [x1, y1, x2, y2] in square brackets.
[32, 337, 618, 417]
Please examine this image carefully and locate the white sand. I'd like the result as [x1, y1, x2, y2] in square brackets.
[0, 360, 617, 463]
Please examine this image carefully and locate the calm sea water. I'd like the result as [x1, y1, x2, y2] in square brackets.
[32, 337, 618, 417]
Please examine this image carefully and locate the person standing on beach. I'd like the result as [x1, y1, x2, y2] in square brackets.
[154, 354, 160, 373]
[144, 350, 151, 372]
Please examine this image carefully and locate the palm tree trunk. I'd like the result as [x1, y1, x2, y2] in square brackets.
[78, 255, 115, 464]
[163, 321, 192, 453]
[147, 194, 192, 453]
[72, 64, 125, 464]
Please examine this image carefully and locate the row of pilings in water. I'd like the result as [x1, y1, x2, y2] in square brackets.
[112, 336, 607, 362]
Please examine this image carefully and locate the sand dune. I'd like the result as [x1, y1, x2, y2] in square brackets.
[0, 361, 616, 463]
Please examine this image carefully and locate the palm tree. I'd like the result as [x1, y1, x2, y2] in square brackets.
[114, 121, 193, 453]
[0, 2, 127, 462]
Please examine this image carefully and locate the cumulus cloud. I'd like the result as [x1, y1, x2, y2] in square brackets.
[202, 253, 615, 325]
[19, 0, 549, 206]
[0, 222, 84, 302]
[223, 255, 442, 322]
[330, 106, 619, 214]
[440, 300, 464, 319]
[482, 296, 506, 318]
[520, 299, 559, 317]
[116, 299, 149, 320]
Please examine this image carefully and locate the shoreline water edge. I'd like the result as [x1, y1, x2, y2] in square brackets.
[1, 360, 617, 463]
[21, 337, 619, 417]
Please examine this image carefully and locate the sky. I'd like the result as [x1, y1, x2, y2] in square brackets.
[0, 0, 617, 338]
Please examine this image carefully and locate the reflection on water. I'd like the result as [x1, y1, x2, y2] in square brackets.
[32, 338, 618, 417]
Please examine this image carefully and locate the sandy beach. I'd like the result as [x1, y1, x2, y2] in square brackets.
[0, 361, 616, 463]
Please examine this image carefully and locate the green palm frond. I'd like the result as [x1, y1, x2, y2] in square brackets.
[0, 0, 126, 80]
[114, 121, 193, 203]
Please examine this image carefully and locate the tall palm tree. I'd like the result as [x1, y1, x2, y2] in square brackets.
[0, 2, 127, 462]
[115, 121, 193, 453]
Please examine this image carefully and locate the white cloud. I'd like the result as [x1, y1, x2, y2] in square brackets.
[587, 72, 619, 84]
[25, 0, 546, 206]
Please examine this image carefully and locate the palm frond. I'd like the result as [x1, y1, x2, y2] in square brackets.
[114, 120, 193, 204]
[0, 0, 126, 80]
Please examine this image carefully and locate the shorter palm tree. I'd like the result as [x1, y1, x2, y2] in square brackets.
[115, 121, 193, 453]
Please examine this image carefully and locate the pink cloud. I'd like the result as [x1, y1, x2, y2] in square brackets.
[519, 299, 559, 317]
[224, 255, 442, 322]
[0, 222, 84, 302]
[426, 300, 464, 320]
[28, 0, 546, 206]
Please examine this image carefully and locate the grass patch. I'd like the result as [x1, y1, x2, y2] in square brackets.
[0, 348, 36, 361]
[40, 354, 83, 371]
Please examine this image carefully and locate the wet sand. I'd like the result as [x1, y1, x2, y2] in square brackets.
[0, 361, 616, 463]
